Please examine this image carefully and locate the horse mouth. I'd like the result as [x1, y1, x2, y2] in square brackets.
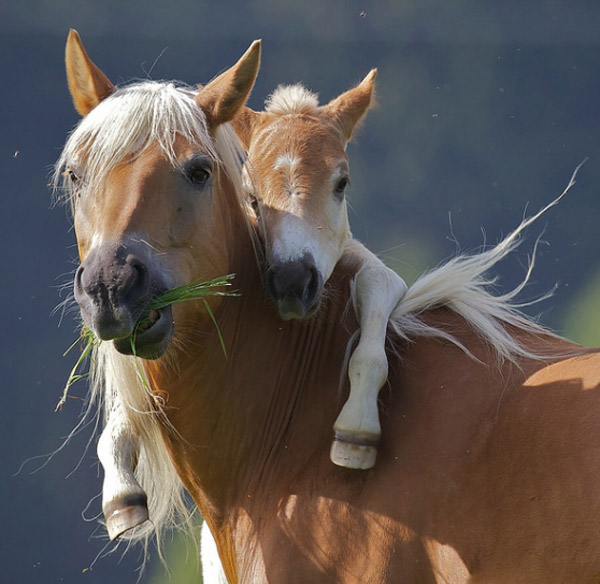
[137, 309, 161, 334]
[113, 305, 174, 359]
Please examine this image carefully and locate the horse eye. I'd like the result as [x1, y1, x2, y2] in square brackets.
[334, 176, 349, 198]
[186, 162, 212, 188]
[66, 169, 79, 184]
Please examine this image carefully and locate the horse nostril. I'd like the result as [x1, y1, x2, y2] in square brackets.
[131, 256, 148, 286]
[121, 255, 150, 303]
[74, 262, 101, 299]
[75, 264, 84, 293]
[129, 255, 147, 275]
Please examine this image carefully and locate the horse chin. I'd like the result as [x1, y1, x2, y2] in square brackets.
[112, 305, 174, 359]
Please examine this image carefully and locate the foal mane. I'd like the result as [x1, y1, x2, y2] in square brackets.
[265, 84, 320, 116]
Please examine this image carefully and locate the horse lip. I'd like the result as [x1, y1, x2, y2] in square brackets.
[112, 305, 174, 359]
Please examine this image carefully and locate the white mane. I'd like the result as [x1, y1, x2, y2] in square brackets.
[265, 84, 320, 115]
[54, 79, 245, 556]
[54, 80, 243, 211]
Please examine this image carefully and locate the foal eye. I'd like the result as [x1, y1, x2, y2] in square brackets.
[185, 160, 213, 188]
[334, 176, 349, 199]
[246, 194, 260, 217]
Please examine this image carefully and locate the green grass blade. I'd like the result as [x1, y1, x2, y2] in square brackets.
[147, 274, 239, 312]
[61, 274, 238, 409]
[203, 300, 227, 358]
[56, 327, 97, 411]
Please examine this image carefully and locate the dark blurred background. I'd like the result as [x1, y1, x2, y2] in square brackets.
[2, 1, 599, 582]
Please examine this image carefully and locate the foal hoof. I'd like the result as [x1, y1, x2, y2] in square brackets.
[104, 494, 149, 540]
[330, 434, 378, 470]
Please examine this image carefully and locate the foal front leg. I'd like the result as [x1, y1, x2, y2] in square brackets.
[97, 390, 149, 540]
[331, 243, 407, 469]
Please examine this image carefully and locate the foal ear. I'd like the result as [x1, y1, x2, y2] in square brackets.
[197, 40, 261, 130]
[65, 29, 115, 116]
[231, 107, 261, 149]
[323, 69, 377, 142]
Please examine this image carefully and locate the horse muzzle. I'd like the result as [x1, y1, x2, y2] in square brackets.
[266, 253, 323, 320]
[74, 242, 173, 359]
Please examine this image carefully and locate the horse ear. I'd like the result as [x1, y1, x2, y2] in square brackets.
[197, 40, 261, 130]
[231, 107, 261, 149]
[65, 29, 115, 116]
[323, 69, 377, 142]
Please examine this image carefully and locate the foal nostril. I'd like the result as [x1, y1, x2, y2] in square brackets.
[304, 264, 320, 305]
[266, 257, 323, 320]
[266, 267, 279, 301]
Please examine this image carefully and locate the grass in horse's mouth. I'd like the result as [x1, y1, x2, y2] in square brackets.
[56, 274, 238, 411]
[136, 309, 161, 334]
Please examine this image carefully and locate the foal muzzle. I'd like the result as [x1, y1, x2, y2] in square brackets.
[266, 252, 323, 320]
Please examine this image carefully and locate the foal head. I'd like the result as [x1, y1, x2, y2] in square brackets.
[57, 30, 260, 358]
[234, 72, 376, 319]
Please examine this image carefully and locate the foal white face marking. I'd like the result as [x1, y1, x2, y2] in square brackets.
[272, 152, 302, 199]
[273, 152, 301, 172]
[270, 189, 348, 283]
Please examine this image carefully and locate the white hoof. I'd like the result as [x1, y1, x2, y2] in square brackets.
[330, 437, 378, 470]
[104, 493, 149, 540]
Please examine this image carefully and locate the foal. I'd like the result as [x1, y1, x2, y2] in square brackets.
[234, 76, 407, 469]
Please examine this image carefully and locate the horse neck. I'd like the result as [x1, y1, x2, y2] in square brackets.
[147, 237, 361, 515]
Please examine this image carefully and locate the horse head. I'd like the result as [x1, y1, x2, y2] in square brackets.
[59, 30, 260, 358]
[233, 71, 376, 320]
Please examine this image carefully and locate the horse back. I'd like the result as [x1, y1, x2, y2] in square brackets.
[253, 309, 600, 582]
[361, 313, 600, 582]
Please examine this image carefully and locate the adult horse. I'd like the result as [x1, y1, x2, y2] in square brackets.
[57, 31, 600, 583]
